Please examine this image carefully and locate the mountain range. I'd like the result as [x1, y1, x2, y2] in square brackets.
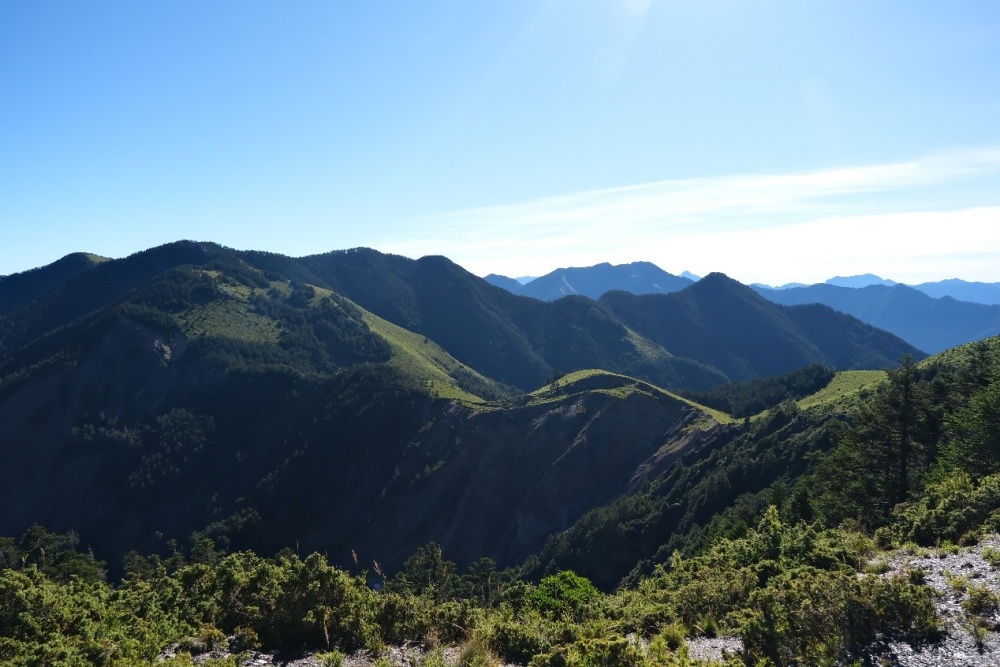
[486, 262, 1000, 354]
[0, 241, 920, 577]
[487, 264, 1000, 306]
[485, 261, 694, 300]
[753, 282, 1000, 354]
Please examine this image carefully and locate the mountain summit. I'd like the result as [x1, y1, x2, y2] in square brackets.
[824, 274, 897, 288]
[486, 261, 693, 301]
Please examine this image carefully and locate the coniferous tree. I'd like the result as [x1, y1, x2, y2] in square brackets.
[813, 356, 929, 527]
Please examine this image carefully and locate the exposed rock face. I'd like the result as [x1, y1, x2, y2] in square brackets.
[337, 380, 713, 569]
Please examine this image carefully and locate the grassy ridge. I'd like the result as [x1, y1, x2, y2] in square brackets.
[361, 308, 506, 403]
[530, 369, 735, 425]
[796, 370, 884, 413]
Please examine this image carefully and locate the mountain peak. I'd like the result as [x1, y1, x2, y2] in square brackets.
[825, 274, 897, 288]
[696, 272, 742, 287]
[687, 272, 770, 303]
[494, 261, 693, 301]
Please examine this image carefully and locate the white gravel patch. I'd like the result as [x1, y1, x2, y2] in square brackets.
[685, 635, 743, 663]
[873, 535, 1000, 666]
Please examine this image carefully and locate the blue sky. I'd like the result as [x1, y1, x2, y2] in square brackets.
[2, 1, 999, 284]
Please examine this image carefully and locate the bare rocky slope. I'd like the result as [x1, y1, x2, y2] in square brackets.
[872, 536, 1000, 666]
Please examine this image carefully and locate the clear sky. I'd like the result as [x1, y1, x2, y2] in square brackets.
[2, 1, 999, 285]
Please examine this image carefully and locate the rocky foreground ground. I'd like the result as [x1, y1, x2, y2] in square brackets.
[164, 636, 744, 667]
[870, 534, 1000, 666]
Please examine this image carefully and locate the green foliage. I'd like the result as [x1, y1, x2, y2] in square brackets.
[630, 508, 941, 666]
[317, 649, 346, 667]
[530, 571, 600, 621]
[655, 621, 687, 651]
[962, 581, 1000, 617]
[0, 525, 106, 584]
[937, 369, 1000, 477]
[422, 648, 447, 667]
[0, 509, 944, 667]
[375, 591, 436, 646]
[811, 356, 939, 528]
[0, 563, 191, 666]
[982, 547, 1000, 569]
[794, 370, 885, 413]
[459, 632, 500, 667]
[530, 635, 642, 667]
[487, 607, 555, 663]
[894, 473, 1000, 545]
[681, 364, 836, 418]
[390, 543, 457, 601]
[529, 401, 842, 588]
[740, 568, 939, 666]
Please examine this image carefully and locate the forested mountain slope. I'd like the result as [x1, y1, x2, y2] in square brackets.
[0, 241, 923, 575]
[599, 273, 919, 381]
[240, 250, 922, 388]
[0, 251, 108, 315]
[8, 334, 999, 667]
[0, 245, 726, 574]
[529, 334, 1000, 590]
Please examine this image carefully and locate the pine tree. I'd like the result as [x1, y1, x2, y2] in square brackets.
[812, 356, 928, 526]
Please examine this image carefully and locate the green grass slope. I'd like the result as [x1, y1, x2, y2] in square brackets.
[360, 307, 509, 402]
[795, 369, 884, 413]
[529, 369, 735, 424]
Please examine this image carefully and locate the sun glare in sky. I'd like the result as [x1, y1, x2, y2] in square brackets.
[1, 1, 998, 284]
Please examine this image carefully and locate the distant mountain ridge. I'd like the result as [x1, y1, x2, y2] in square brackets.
[485, 261, 1000, 353]
[913, 278, 1000, 306]
[489, 262, 1000, 306]
[753, 283, 1000, 354]
[486, 261, 693, 300]
[824, 274, 897, 288]
[748, 273, 1000, 305]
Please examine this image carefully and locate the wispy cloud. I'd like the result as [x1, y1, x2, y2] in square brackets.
[377, 145, 1000, 283]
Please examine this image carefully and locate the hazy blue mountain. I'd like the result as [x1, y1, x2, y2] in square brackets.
[825, 274, 897, 288]
[484, 273, 525, 294]
[680, 270, 702, 281]
[912, 278, 1000, 306]
[513, 261, 694, 301]
[755, 282, 1000, 353]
